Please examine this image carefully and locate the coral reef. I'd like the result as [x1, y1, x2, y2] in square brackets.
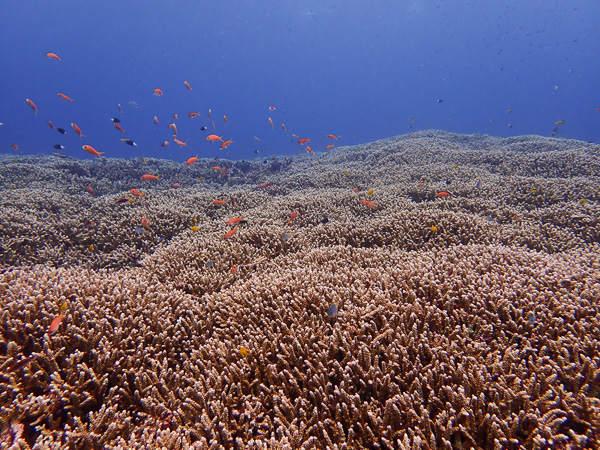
[1, 131, 599, 448]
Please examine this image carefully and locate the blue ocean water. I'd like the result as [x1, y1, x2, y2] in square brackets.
[1, 0, 598, 162]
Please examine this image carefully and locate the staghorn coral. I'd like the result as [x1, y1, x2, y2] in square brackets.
[1, 131, 599, 448]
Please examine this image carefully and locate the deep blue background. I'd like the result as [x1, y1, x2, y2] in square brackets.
[1, 0, 599, 162]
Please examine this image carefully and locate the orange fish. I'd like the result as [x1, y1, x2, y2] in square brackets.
[57, 93, 73, 102]
[269, 105, 276, 110]
[188, 112, 200, 118]
[161, 141, 170, 147]
[258, 182, 272, 188]
[141, 174, 159, 181]
[435, 192, 450, 197]
[353, 187, 359, 192]
[71, 123, 85, 137]
[84, 185, 95, 196]
[154, 88, 163, 96]
[211, 120, 215, 130]
[360, 200, 377, 208]
[173, 113, 178, 119]
[174, 138, 188, 147]
[48, 120, 55, 129]
[186, 155, 199, 165]
[45, 52, 61, 61]
[327, 134, 340, 139]
[131, 188, 144, 197]
[227, 217, 245, 224]
[297, 138, 310, 144]
[306, 146, 312, 153]
[114, 123, 125, 132]
[555, 120, 565, 125]
[268, 117, 274, 129]
[207, 134, 223, 142]
[48, 314, 65, 335]
[141, 217, 150, 228]
[220, 139, 233, 149]
[153, 116, 159, 124]
[223, 228, 238, 239]
[11, 144, 18, 150]
[417, 182, 425, 187]
[223, 114, 228, 125]
[213, 200, 227, 206]
[281, 123, 287, 133]
[231, 266, 237, 274]
[168, 123, 178, 137]
[288, 211, 299, 223]
[184, 80, 192, 90]
[212, 166, 223, 171]
[82, 145, 103, 157]
[25, 98, 37, 115]
[325, 144, 334, 150]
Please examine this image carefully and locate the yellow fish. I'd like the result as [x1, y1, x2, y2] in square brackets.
[343, 171, 350, 176]
[367, 189, 374, 196]
[191, 226, 199, 232]
[89, 244, 94, 251]
[239, 347, 248, 357]
[59, 300, 68, 312]
[430, 226, 438, 233]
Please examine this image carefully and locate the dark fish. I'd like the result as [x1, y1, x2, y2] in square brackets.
[320, 217, 329, 224]
[56, 128, 66, 134]
[437, 99, 443, 103]
[116, 198, 130, 203]
[205, 261, 214, 268]
[121, 139, 137, 146]
[8, 356, 36, 373]
[54, 144, 64, 150]
[254, 149, 260, 154]
[111, 117, 121, 123]
[200, 126, 208, 131]
[327, 304, 338, 319]
[475, 180, 483, 188]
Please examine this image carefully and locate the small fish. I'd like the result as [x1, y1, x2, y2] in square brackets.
[128, 101, 140, 108]
[231, 266, 237, 274]
[174, 138, 188, 147]
[451, 164, 458, 169]
[153, 116, 159, 124]
[327, 305, 338, 319]
[82, 145, 103, 157]
[130, 189, 144, 197]
[207, 108, 212, 120]
[120, 138, 137, 146]
[114, 123, 125, 132]
[191, 226, 199, 232]
[71, 123, 85, 137]
[288, 211, 299, 223]
[367, 189, 374, 196]
[507, 109, 512, 113]
[141, 217, 150, 228]
[168, 123, 178, 137]
[184, 80, 192, 90]
[47, 120, 55, 129]
[475, 180, 483, 188]
[223, 228, 238, 239]
[45, 52, 60, 61]
[116, 198, 130, 203]
[89, 244, 95, 251]
[200, 126, 208, 131]
[555, 120, 565, 125]
[111, 117, 121, 123]
[343, 171, 350, 176]
[134, 227, 145, 235]
[173, 114, 178, 120]
[327, 134, 340, 140]
[239, 347, 248, 357]
[84, 185, 95, 196]
[188, 112, 200, 118]
[258, 182, 272, 188]
[484, 215, 495, 222]
[161, 141, 170, 147]
[325, 144, 334, 150]
[154, 88, 163, 96]
[579, 199, 587, 205]
[186, 155, 199, 165]
[205, 261, 214, 268]
[48, 314, 65, 335]
[11, 144, 18, 150]
[320, 217, 329, 224]
[297, 138, 310, 144]
[220, 139, 233, 149]
[227, 218, 245, 224]
[56, 127, 66, 134]
[360, 200, 377, 208]
[54, 144, 64, 150]
[141, 174, 159, 181]
[306, 146, 312, 153]
[57, 93, 73, 102]
[170, 183, 181, 189]
[268, 117, 274, 129]
[430, 226, 438, 232]
[206, 134, 223, 142]
[269, 105, 276, 111]
[282, 233, 293, 242]
[213, 200, 227, 206]
[281, 123, 287, 133]
[223, 114, 228, 124]
[118, 104, 123, 114]
[435, 192, 450, 197]
[25, 98, 38, 115]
